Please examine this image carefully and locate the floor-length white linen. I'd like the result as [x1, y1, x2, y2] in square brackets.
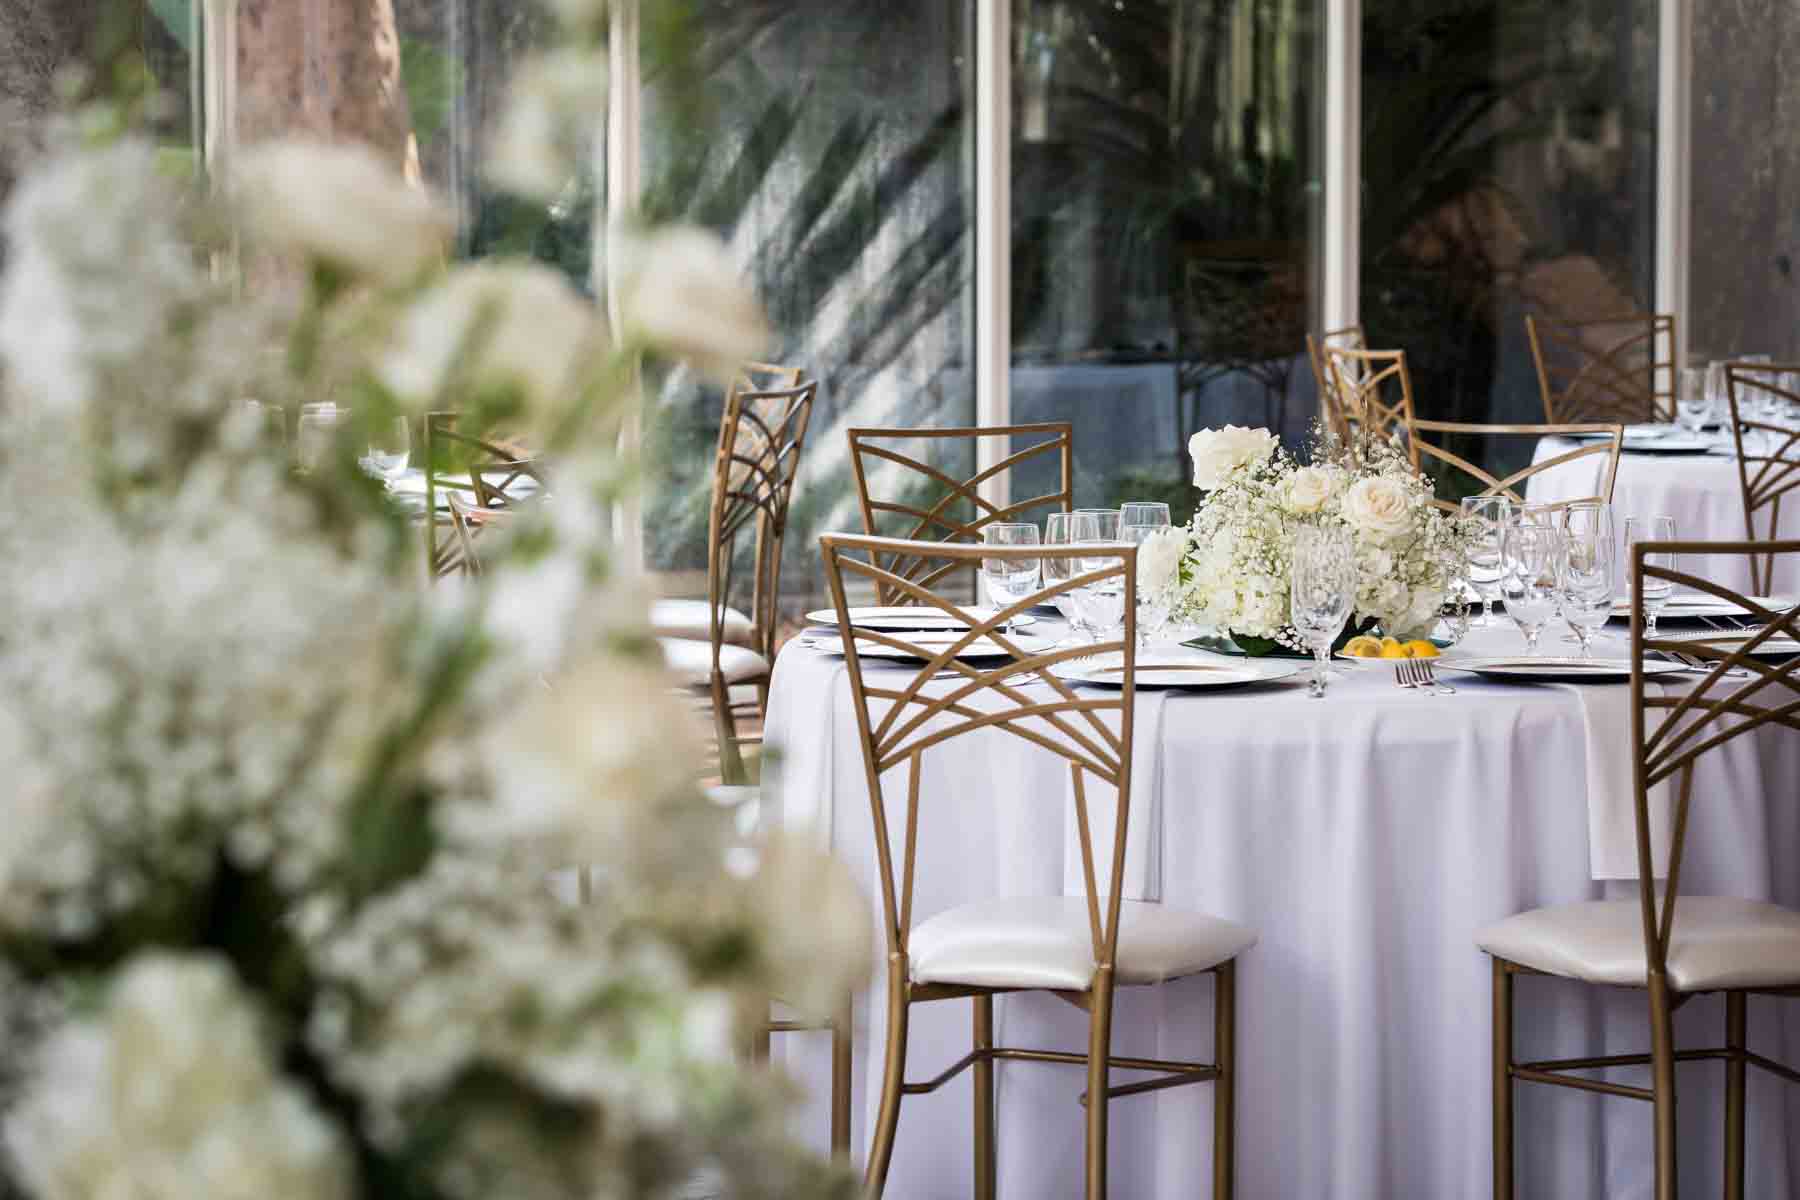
[764, 621, 1800, 1199]
[1526, 438, 1800, 595]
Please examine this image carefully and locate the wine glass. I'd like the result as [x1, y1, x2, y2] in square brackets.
[1461, 496, 1512, 626]
[365, 416, 411, 484]
[1071, 509, 1125, 642]
[1676, 366, 1710, 435]
[1290, 524, 1355, 699]
[980, 523, 1041, 632]
[1119, 500, 1171, 529]
[1559, 529, 1615, 657]
[1501, 523, 1561, 655]
[1043, 512, 1088, 640]
[1624, 515, 1678, 637]
[1120, 501, 1173, 648]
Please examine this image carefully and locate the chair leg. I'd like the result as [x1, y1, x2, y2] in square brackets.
[1085, 967, 1116, 1200]
[973, 995, 996, 1200]
[1648, 970, 1679, 1200]
[712, 674, 747, 785]
[1213, 960, 1237, 1200]
[863, 958, 910, 1198]
[1725, 991, 1746, 1200]
[832, 997, 853, 1161]
[1493, 957, 1514, 1200]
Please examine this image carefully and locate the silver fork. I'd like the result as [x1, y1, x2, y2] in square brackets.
[1396, 658, 1456, 695]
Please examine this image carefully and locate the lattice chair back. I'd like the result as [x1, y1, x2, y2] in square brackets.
[1629, 541, 1800, 977]
[1406, 418, 1624, 516]
[818, 534, 1138, 972]
[1306, 324, 1366, 440]
[1527, 312, 1676, 425]
[846, 423, 1074, 606]
[423, 413, 543, 577]
[1322, 345, 1416, 460]
[1724, 363, 1800, 594]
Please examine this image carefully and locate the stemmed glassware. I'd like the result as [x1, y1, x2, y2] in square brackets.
[1070, 509, 1125, 642]
[1624, 515, 1678, 637]
[1501, 523, 1561, 655]
[365, 416, 411, 484]
[1558, 527, 1615, 657]
[1043, 512, 1089, 640]
[1676, 366, 1710, 435]
[295, 403, 349, 474]
[1460, 496, 1512, 626]
[1290, 524, 1355, 699]
[981, 523, 1041, 633]
[1119, 501, 1172, 647]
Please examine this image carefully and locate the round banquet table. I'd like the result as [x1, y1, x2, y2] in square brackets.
[762, 618, 1800, 1199]
[1526, 436, 1800, 596]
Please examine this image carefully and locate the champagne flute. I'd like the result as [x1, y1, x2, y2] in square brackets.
[1624, 515, 1677, 637]
[1290, 524, 1355, 699]
[1461, 496, 1512, 626]
[980, 523, 1041, 634]
[1501, 523, 1561, 655]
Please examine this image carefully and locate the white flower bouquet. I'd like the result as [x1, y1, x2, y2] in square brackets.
[0, 10, 857, 1200]
[1159, 426, 1472, 654]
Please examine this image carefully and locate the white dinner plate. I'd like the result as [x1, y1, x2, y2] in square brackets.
[1622, 434, 1716, 455]
[806, 629, 1036, 661]
[803, 605, 1035, 631]
[1610, 594, 1793, 619]
[1435, 656, 1690, 683]
[1053, 655, 1301, 690]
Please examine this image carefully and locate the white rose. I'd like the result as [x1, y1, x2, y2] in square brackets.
[236, 141, 452, 285]
[379, 262, 603, 413]
[611, 225, 770, 384]
[1285, 466, 1336, 514]
[1189, 426, 1277, 490]
[1135, 526, 1187, 596]
[1340, 476, 1413, 541]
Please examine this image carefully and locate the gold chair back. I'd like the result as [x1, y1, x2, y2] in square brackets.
[1629, 542, 1800, 977]
[846, 423, 1074, 606]
[1526, 312, 1676, 425]
[1322, 345, 1416, 458]
[423, 413, 543, 577]
[1724, 363, 1800, 594]
[1306, 323, 1366, 440]
[818, 534, 1138, 971]
[1406, 418, 1624, 516]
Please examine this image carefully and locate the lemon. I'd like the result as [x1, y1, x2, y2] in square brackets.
[1342, 635, 1383, 658]
[1379, 642, 1412, 659]
[1405, 639, 1441, 658]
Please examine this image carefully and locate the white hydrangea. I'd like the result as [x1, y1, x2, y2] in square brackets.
[486, 49, 609, 201]
[611, 225, 770, 383]
[5, 954, 351, 1200]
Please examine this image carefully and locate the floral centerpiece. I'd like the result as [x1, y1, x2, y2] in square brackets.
[1152, 425, 1471, 655]
[0, 6, 864, 1199]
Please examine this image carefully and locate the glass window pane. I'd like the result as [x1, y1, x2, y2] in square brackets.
[1361, 0, 1658, 437]
[642, 3, 975, 615]
[1011, 0, 1323, 521]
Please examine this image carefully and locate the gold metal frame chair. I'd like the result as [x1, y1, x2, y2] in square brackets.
[821, 534, 1250, 1199]
[1306, 323, 1367, 440]
[1483, 541, 1800, 1200]
[846, 424, 1074, 605]
[1526, 312, 1677, 425]
[1405, 418, 1624, 516]
[1322, 345, 1416, 459]
[1724, 363, 1800, 594]
[423, 413, 543, 577]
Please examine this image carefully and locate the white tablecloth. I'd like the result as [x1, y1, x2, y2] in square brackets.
[1526, 437, 1800, 595]
[764, 623, 1800, 1199]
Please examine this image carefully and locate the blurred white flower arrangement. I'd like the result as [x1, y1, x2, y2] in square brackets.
[1164, 428, 1473, 653]
[0, 6, 863, 1199]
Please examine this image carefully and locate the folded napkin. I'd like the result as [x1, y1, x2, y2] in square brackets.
[1549, 681, 1673, 880]
[1063, 686, 1170, 904]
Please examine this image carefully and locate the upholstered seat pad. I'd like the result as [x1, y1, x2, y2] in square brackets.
[1478, 897, 1800, 992]
[659, 638, 770, 687]
[909, 896, 1256, 992]
[651, 599, 755, 648]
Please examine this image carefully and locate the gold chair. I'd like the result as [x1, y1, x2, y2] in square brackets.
[423, 413, 544, 577]
[846, 423, 1073, 606]
[1406, 418, 1624, 516]
[1321, 345, 1416, 459]
[1305, 323, 1367, 440]
[1526, 312, 1677, 425]
[820, 533, 1254, 1199]
[1479, 541, 1800, 1200]
[1724, 363, 1800, 594]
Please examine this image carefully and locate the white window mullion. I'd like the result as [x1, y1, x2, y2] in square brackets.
[608, 0, 645, 568]
[974, 0, 1011, 512]
[1655, 0, 1691, 371]
[1321, 0, 1360, 335]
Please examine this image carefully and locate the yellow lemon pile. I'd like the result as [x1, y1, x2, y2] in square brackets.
[1343, 635, 1440, 659]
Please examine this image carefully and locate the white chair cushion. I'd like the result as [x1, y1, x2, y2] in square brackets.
[659, 638, 770, 688]
[1477, 897, 1800, 992]
[652, 598, 756, 648]
[909, 896, 1256, 992]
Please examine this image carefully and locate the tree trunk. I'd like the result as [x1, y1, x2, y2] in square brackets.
[236, 0, 413, 167]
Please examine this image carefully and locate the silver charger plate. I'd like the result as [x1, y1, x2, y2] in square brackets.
[1657, 628, 1800, 657]
[1610, 594, 1794, 619]
[1053, 655, 1301, 690]
[803, 605, 1036, 631]
[1435, 656, 1690, 683]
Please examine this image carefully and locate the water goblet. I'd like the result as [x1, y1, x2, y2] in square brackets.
[1460, 495, 1512, 626]
[1044, 512, 1089, 641]
[365, 416, 411, 484]
[1559, 530, 1615, 657]
[1676, 366, 1710, 435]
[1501, 523, 1561, 655]
[1290, 524, 1355, 699]
[1624, 515, 1678, 637]
[295, 403, 349, 474]
[1120, 501, 1173, 648]
[981, 523, 1041, 633]
[1070, 510, 1125, 642]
